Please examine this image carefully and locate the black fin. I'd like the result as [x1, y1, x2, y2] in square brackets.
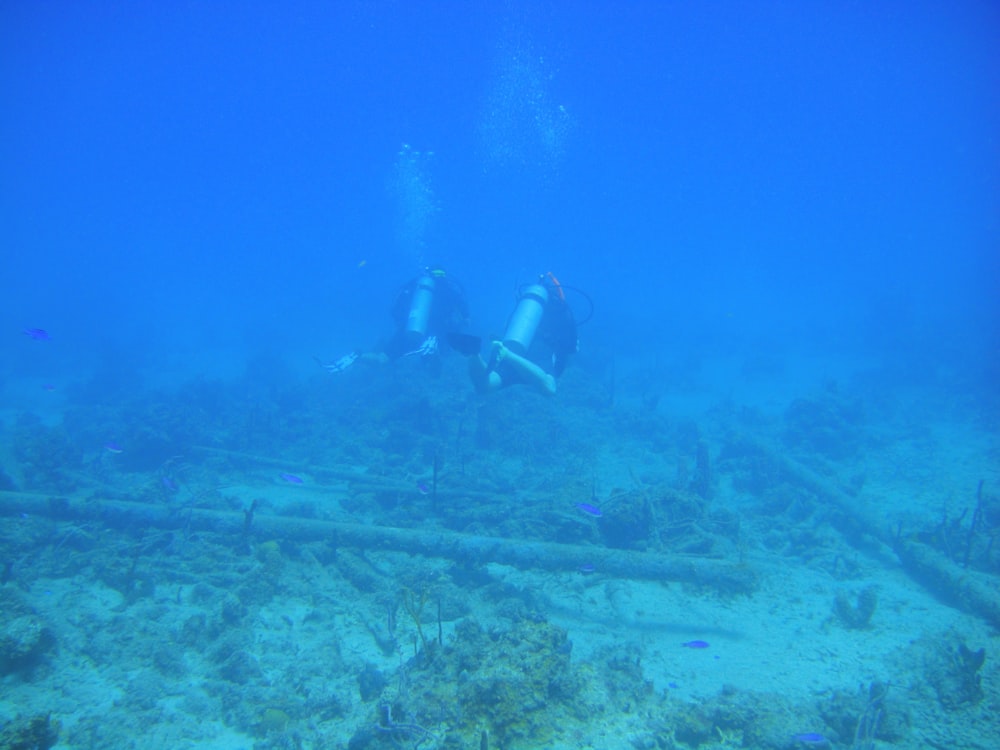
[446, 332, 482, 356]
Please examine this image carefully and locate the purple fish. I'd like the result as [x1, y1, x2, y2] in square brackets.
[104, 442, 123, 454]
[576, 502, 602, 518]
[279, 472, 304, 484]
[682, 640, 710, 649]
[416, 482, 430, 495]
[23, 328, 50, 341]
[792, 734, 829, 745]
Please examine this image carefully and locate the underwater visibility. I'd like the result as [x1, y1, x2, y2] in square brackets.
[1, 3, 998, 750]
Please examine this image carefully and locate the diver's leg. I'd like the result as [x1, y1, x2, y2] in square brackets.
[467, 354, 495, 395]
[500, 348, 556, 395]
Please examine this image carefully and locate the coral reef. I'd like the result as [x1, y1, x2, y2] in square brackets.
[0, 323, 995, 750]
[817, 680, 907, 748]
[927, 640, 986, 709]
[8, 413, 80, 493]
[0, 714, 59, 750]
[832, 585, 878, 629]
[783, 392, 867, 461]
[344, 614, 588, 749]
[0, 589, 56, 676]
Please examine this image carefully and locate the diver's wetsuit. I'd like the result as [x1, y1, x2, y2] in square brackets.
[382, 273, 469, 361]
[495, 287, 578, 386]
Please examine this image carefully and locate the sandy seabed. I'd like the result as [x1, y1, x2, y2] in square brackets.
[1, 353, 997, 750]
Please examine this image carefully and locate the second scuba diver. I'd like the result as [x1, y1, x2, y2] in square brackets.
[326, 267, 469, 373]
[452, 272, 579, 396]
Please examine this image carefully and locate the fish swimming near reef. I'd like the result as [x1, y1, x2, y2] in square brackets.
[792, 733, 829, 745]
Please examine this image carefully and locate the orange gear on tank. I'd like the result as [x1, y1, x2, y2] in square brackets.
[545, 271, 566, 302]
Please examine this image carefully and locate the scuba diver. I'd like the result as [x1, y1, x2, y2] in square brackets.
[451, 272, 580, 396]
[325, 267, 469, 373]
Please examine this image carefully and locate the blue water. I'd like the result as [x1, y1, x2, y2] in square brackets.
[1, 3, 998, 749]
[3, 2, 996, 385]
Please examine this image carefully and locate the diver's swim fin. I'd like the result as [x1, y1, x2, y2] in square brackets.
[446, 333, 482, 356]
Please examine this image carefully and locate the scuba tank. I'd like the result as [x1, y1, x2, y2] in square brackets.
[405, 273, 436, 337]
[503, 283, 549, 355]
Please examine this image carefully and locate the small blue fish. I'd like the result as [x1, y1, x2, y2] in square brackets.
[105, 442, 123, 454]
[576, 502, 602, 518]
[578, 563, 596, 574]
[682, 640, 710, 649]
[23, 328, 50, 341]
[279, 472, 304, 484]
[161, 476, 178, 492]
[792, 734, 829, 745]
[417, 482, 431, 495]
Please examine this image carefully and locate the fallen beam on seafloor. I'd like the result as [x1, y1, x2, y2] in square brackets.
[732, 435, 1000, 629]
[0, 490, 757, 594]
[891, 537, 1000, 631]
